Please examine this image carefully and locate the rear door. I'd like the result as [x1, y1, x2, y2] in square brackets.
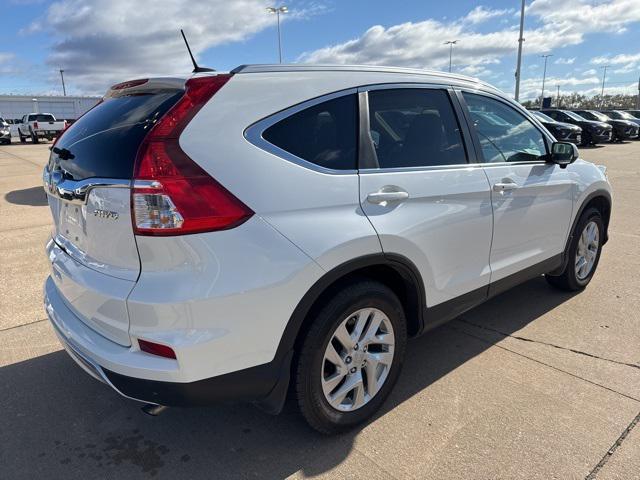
[44, 83, 184, 345]
[458, 91, 574, 288]
[358, 85, 493, 313]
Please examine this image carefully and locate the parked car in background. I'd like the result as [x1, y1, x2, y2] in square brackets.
[6, 119, 21, 138]
[17, 113, 66, 143]
[601, 110, 640, 138]
[0, 117, 10, 144]
[530, 110, 582, 145]
[573, 110, 638, 142]
[43, 66, 612, 434]
[543, 109, 612, 145]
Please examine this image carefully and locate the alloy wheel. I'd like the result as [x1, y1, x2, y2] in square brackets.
[575, 220, 599, 280]
[321, 308, 395, 412]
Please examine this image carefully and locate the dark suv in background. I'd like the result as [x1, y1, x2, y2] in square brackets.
[573, 110, 638, 142]
[602, 110, 640, 138]
[530, 110, 582, 145]
[543, 109, 612, 145]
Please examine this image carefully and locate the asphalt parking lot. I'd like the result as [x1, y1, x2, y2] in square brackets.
[1, 140, 639, 479]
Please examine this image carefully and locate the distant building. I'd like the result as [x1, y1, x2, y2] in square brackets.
[0, 94, 101, 121]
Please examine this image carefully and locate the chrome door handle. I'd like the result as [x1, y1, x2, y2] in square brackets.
[493, 182, 519, 193]
[366, 189, 409, 205]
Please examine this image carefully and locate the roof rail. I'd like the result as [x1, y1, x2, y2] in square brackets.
[231, 63, 490, 86]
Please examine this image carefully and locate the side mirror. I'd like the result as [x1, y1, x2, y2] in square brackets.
[549, 141, 578, 168]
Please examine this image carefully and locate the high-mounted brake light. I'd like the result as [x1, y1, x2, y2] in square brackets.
[111, 78, 149, 90]
[132, 74, 253, 236]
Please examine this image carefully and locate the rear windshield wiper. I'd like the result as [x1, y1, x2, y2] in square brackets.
[52, 147, 75, 160]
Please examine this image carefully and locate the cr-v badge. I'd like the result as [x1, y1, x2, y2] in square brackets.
[93, 209, 119, 220]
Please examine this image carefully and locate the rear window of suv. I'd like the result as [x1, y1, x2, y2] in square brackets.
[51, 91, 182, 180]
[262, 94, 358, 170]
[29, 114, 56, 122]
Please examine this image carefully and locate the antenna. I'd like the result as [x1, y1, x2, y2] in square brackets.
[180, 29, 214, 73]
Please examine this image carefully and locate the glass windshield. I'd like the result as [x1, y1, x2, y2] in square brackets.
[564, 111, 587, 121]
[50, 91, 182, 180]
[616, 111, 636, 120]
[30, 114, 56, 122]
[589, 111, 611, 122]
[532, 111, 555, 122]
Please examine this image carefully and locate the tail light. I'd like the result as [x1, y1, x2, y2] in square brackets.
[34, 121, 39, 130]
[132, 75, 253, 236]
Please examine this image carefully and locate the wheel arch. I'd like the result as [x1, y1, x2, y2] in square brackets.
[574, 190, 612, 245]
[553, 189, 611, 276]
[276, 254, 425, 364]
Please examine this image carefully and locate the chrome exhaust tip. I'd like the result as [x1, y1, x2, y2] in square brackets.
[141, 404, 168, 416]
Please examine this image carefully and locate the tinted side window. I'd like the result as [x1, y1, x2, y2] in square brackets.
[263, 94, 358, 170]
[463, 93, 547, 163]
[367, 89, 466, 168]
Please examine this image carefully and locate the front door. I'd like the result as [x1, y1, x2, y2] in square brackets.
[459, 91, 574, 285]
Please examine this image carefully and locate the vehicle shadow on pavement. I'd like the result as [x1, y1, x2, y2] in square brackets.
[5, 186, 48, 207]
[0, 277, 577, 480]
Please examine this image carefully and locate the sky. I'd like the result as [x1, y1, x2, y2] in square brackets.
[1, 0, 639, 101]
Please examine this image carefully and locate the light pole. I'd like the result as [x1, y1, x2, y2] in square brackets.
[556, 84, 560, 107]
[59, 69, 67, 96]
[267, 6, 288, 64]
[599, 65, 610, 108]
[444, 40, 458, 73]
[540, 54, 553, 105]
[514, 0, 526, 101]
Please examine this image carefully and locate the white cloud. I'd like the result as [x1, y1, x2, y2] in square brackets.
[591, 52, 640, 75]
[462, 6, 513, 25]
[591, 53, 640, 65]
[300, 0, 640, 91]
[518, 75, 603, 100]
[554, 57, 576, 65]
[27, 0, 325, 93]
[0, 52, 17, 74]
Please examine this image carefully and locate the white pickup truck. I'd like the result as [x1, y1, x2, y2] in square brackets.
[18, 113, 66, 143]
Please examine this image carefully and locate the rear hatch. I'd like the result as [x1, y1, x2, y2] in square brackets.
[44, 79, 185, 346]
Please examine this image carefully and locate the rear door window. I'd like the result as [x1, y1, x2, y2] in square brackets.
[50, 91, 182, 180]
[366, 88, 467, 168]
[262, 94, 358, 170]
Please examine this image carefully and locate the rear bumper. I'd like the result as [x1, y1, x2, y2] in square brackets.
[45, 275, 289, 407]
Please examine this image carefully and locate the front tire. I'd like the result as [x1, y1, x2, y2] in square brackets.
[295, 280, 407, 434]
[546, 207, 604, 291]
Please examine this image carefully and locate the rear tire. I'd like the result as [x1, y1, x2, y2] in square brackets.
[546, 207, 604, 291]
[19, 133, 26, 143]
[295, 280, 407, 434]
[31, 130, 39, 144]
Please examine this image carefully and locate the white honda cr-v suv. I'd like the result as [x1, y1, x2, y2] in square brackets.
[44, 65, 611, 434]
